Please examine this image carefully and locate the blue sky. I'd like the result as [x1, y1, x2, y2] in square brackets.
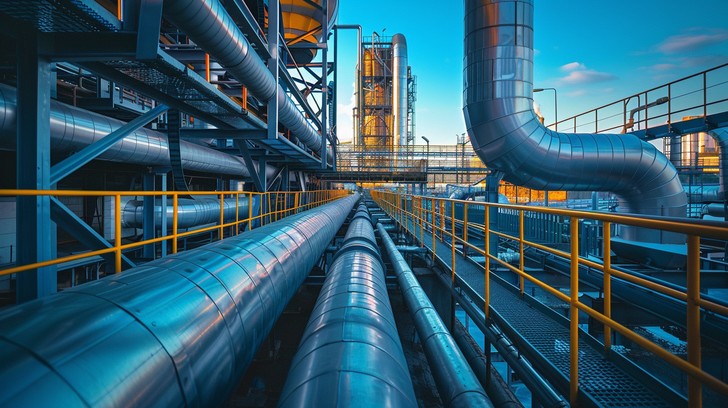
[334, 0, 728, 145]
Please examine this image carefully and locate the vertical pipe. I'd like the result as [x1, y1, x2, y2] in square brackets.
[569, 217, 580, 405]
[603, 221, 612, 350]
[687, 234, 702, 406]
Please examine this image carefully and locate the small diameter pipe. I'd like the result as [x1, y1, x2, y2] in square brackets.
[377, 223, 493, 408]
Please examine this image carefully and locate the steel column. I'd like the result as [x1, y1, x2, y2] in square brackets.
[16, 30, 55, 302]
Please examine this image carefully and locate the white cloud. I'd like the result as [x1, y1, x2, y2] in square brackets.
[560, 62, 586, 72]
[657, 30, 728, 54]
[559, 69, 617, 85]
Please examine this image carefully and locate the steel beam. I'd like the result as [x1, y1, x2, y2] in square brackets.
[49, 197, 135, 269]
[50, 104, 168, 185]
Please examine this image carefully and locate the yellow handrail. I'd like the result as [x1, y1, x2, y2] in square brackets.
[371, 190, 728, 406]
[0, 189, 350, 277]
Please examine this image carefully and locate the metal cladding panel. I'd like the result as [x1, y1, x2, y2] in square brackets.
[463, 0, 686, 243]
[70, 269, 237, 406]
[0, 292, 183, 406]
[279, 205, 417, 408]
[0, 339, 87, 407]
[0, 194, 359, 407]
[163, 0, 324, 153]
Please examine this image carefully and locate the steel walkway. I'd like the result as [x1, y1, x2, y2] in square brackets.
[398, 217, 683, 407]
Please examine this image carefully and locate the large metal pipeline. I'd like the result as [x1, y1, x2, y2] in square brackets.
[279, 203, 418, 407]
[0, 84, 277, 179]
[376, 223, 493, 407]
[708, 127, 728, 200]
[163, 0, 325, 154]
[463, 0, 687, 243]
[121, 196, 259, 229]
[0, 194, 358, 407]
[393, 33, 409, 146]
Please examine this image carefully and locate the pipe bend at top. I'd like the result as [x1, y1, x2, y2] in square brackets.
[163, 0, 323, 154]
[462, 0, 686, 243]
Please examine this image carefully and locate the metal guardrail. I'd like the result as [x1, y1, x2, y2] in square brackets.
[371, 190, 728, 407]
[551, 63, 728, 135]
[0, 189, 349, 277]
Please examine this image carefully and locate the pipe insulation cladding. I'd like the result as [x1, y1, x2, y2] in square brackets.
[463, 0, 687, 243]
[163, 0, 325, 154]
[121, 196, 259, 229]
[0, 194, 358, 407]
[279, 203, 418, 407]
[0, 84, 275, 178]
[376, 223, 493, 408]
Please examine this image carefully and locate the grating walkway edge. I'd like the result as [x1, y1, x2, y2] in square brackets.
[398, 216, 685, 408]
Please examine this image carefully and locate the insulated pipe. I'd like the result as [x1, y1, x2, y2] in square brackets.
[0, 194, 358, 407]
[463, 0, 687, 243]
[708, 127, 728, 200]
[452, 320, 523, 408]
[376, 223, 493, 408]
[392, 33, 409, 146]
[163, 0, 324, 154]
[279, 204, 417, 408]
[0, 84, 275, 179]
[121, 196, 258, 229]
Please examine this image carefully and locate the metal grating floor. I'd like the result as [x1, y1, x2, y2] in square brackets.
[409, 219, 678, 407]
[0, 0, 119, 32]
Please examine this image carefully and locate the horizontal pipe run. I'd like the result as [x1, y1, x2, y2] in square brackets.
[121, 196, 258, 229]
[0, 194, 358, 407]
[0, 84, 272, 178]
[279, 203, 417, 407]
[163, 0, 325, 154]
[377, 223, 493, 408]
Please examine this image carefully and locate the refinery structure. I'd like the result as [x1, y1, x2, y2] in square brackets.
[0, 1, 727, 407]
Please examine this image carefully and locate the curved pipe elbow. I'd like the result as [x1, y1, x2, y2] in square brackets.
[463, 0, 686, 243]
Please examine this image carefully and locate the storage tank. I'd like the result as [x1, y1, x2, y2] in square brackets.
[280, 0, 339, 65]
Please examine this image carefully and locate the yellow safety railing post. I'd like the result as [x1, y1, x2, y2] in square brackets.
[235, 193, 240, 235]
[570, 216, 580, 406]
[687, 234, 702, 406]
[431, 198, 436, 263]
[219, 193, 225, 240]
[603, 221, 612, 350]
[439, 199, 445, 240]
[451, 201, 456, 284]
[172, 193, 178, 254]
[519, 210, 525, 295]
[463, 202, 469, 256]
[249, 192, 255, 231]
[114, 194, 122, 273]
[419, 196, 424, 247]
[484, 203, 491, 320]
